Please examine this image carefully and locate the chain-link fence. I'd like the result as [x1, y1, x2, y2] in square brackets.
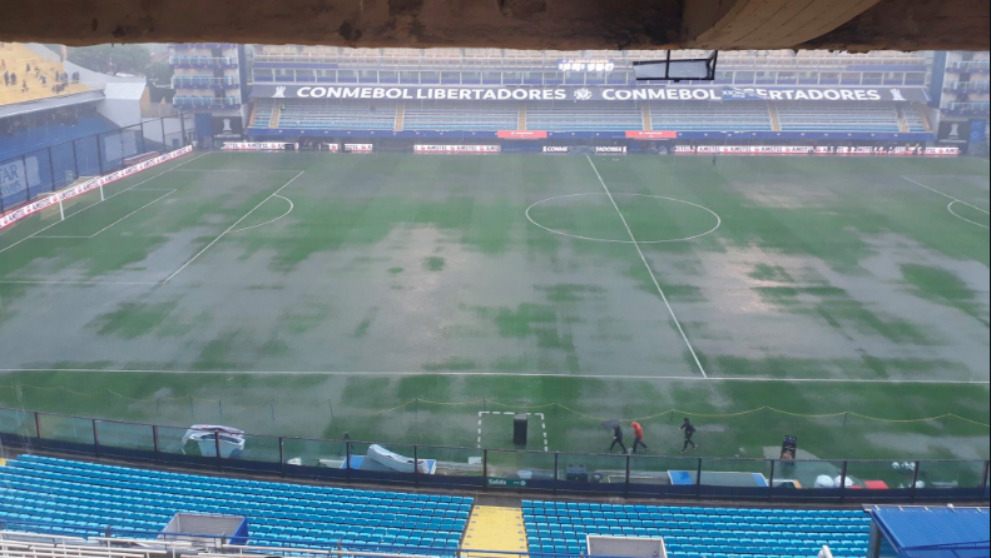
[0, 405, 988, 503]
[0, 114, 195, 213]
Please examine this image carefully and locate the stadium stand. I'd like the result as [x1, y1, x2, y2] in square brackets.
[649, 102, 773, 131]
[900, 105, 929, 132]
[244, 47, 939, 139]
[0, 110, 117, 161]
[404, 104, 518, 131]
[776, 102, 904, 132]
[525, 103, 642, 131]
[0, 454, 471, 555]
[0, 43, 89, 105]
[251, 47, 930, 89]
[274, 100, 397, 130]
[522, 499, 871, 558]
[251, 102, 273, 127]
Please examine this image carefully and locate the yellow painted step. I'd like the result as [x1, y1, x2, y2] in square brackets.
[462, 505, 529, 558]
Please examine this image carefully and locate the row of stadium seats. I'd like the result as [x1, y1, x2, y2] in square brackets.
[650, 103, 773, 131]
[777, 103, 902, 132]
[251, 100, 926, 134]
[902, 106, 929, 132]
[522, 499, 870, 558]
[404, 105, 518, 131]
[526, 104, 643, 131]
[0, 455, 472, 555]
[251, 103, 273, 127]
[253, 45, 927, 68]
[277, 102, 396, 129]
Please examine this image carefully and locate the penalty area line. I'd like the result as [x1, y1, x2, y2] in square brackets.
[161, 171, 304, 284]
[902, 176, 990, 215]
[0, 153, 207, 257]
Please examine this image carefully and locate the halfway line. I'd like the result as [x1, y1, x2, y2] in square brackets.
[161, 171, 305, 284]
[585, 155, 708, 379]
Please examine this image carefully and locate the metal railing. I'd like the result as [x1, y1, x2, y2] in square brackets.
[172, 76, 239, 88]
[168, 56, 238, 67]
[0, 115, 194, 214]
[0, 406, 987, 504]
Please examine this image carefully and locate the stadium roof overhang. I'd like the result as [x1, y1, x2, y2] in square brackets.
[865, 506, 991, 558]
[0, 0, 987, 52]
[0, 91, 104, 120]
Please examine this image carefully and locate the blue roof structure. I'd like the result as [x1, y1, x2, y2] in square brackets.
[867, 506, 991, 558]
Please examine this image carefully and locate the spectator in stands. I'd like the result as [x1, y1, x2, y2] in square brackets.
[25, 63, 30, 73]
[10, 72, 16, 85]
[608, 424, 627, 453]
[630, 421, 648, 453]
[72, 72, 80, 83]
[680, 417, 697, 453]
[21, 80, 28, 92]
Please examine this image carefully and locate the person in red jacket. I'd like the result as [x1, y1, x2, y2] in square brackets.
[630, 421, 648, 453]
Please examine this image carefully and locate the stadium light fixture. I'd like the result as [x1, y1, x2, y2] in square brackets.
[632, 51, 718, 82]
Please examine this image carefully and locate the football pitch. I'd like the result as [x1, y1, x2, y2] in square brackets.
[0, 151, 988, 463]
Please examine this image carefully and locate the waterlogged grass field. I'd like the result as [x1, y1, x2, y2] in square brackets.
[0, 151, 988, 464]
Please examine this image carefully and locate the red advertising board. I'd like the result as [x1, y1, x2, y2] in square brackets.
[497, 130, 548, 139]
[626, 130, 677, 140]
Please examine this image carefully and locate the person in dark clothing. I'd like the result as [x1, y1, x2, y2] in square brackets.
[609, 424, 627, 453]
[10, 73, 15, 85]
[680, 417, 697, 453]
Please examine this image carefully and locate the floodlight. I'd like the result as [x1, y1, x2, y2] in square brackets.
[632, 51, 718, 81]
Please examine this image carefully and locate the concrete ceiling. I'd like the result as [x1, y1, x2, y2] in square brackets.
[0, 0, 988, 51]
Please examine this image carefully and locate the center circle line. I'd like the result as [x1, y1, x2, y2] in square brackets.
[525, 192, 722, 243]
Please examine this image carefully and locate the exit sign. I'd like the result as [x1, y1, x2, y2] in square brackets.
[486, 477, 528, 488]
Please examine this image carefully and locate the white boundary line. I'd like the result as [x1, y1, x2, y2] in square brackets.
[525, 193, 721, 243]
[902, 176, 990, 214]
[0, 280, 159, 286]
[0, 368, 985, 384]
[230, 195, 295, 233]
[34, 189, 175, 239]
[161, 171, 305, 284]
[947, 200, 990, 229]
[477, 411, 549, 451]
[586, 155, 708, 379]
[0, 153, 207, 257]
[171, 169, 305, 173]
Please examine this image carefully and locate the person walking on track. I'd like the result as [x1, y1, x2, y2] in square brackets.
[631, 421, 648, 453]
[680, 417, 697, 453]
[609, 424, 627, 453]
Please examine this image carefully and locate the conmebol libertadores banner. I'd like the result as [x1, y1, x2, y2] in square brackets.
[250, 84, 928, 103]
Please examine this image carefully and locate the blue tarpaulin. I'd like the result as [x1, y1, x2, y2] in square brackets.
[867, 506, 990, 558]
